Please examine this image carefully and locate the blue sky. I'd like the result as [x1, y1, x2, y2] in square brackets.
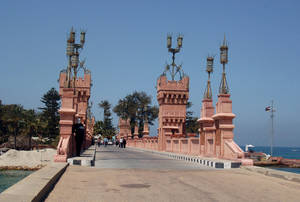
[0, 0, 299, 146]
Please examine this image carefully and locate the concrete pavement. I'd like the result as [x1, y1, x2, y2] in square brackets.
[46, 146, 300, 202]
[94, 145, 213, 170]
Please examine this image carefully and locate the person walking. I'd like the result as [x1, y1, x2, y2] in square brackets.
[97, 138, 101, 147]
[104, 137, 108, 147]
[119, 138, 123, 148]
[123, 138, 127, 148]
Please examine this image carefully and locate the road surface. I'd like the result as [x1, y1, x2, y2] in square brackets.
[46, 146, 300, 202]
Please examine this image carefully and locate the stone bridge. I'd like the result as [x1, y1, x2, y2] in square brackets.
[54, 29, 252, 166]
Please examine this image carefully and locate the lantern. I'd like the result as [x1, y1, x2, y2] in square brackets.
[206, 57, 214, 74]
[66, 42, 74, 56]
[177, 35, 183, 48]
[167, 35, 172, 48]
[80, 31, 86, 45]
[71, 54, 79, 67]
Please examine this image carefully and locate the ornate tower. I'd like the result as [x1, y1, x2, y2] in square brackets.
[55, 28, 90, 162]
[118, 118, 131, 139]
[157, 34, 189, 151]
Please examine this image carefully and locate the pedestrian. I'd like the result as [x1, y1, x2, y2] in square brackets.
[119, 138, 123, 148]
[97, 138, 101, 147]
[116, 139, 119, 147]
[104, 138, 108, 147]
[123, 138, 126, 148]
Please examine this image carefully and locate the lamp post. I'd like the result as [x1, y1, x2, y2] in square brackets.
[204, 56, 214, 99]
[65, 28, 86, 88]
[165, 34, 184, 80]
[219, 35, 229, 94]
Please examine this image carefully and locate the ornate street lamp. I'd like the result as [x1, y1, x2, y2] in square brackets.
[164, 34, 184, 80]
[65, 27, 86, 88]
[204, 56, 214, 99]
[219, 35, 229, 94]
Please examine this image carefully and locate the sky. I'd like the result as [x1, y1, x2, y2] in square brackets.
[0, 0, 299, 147]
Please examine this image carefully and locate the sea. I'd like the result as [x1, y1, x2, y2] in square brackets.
[242, 146, 300, 174]
[0, 170, 33, 193]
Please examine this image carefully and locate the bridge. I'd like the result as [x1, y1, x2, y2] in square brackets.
[46, 145, 300, 202]
[54, 29, 251, 166]
[43, 29, 300, 201]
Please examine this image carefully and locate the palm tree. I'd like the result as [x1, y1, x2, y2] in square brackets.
[23, 109, 38, 150]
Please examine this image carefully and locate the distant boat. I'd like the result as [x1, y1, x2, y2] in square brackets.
[245, 144, 255, 152]
[244, 144, 300, 168]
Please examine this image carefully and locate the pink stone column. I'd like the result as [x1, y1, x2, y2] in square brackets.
[198, 98, 216, 157]
[54, 88, 76, 162]
[212, 94, 244, 159]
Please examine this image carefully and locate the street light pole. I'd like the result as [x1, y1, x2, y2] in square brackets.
[164, 34, 184, 80]
[65, 27, 86, 89]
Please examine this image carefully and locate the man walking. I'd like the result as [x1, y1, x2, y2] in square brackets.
[123, 138, 126, 148]
[119, 138, 123, 148]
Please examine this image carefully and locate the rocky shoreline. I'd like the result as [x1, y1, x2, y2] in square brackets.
[0, 149, 56, 170]
[0, 165, 44, 171]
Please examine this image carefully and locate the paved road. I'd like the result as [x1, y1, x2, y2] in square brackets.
[46, 146, 300, 202]
[94, 145, 213, 170]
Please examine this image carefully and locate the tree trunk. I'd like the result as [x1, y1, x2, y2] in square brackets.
[29, 133, 32, 150]
[14, 131, 17, 149]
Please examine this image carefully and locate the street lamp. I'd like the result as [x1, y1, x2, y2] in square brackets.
[165, 34, 184, 80]
[65, 27, 86, 88]
[219, 35, 229, 94]
[204, 56, 214, 99]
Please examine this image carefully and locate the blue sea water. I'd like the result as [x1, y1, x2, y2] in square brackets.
[242, 146, 300, 174]
[252, 146, 300, 159]
[0, 170, 33, 193]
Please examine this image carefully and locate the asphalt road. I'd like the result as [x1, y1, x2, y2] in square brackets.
[46, 146, 300, 202]
[94, 145, 213, 170]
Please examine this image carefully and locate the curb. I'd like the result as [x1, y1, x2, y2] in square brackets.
[67, 145, 96, 167]
[127, 147, 241, 169]
[0, 162, 68, 202]
[242, 166, 300, 183]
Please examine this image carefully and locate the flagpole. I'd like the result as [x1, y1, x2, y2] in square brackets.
[270, 100, 274, 156]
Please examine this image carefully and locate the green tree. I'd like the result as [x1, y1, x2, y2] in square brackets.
[113, 91, 159, 137]
[185, 102, 199, 134]
[93, 120, 104, 136]
[39, 87, 60, 140]
[1, 104, 25, 149]
[0, 100, 7, 144]
[98, 100, 115, 138]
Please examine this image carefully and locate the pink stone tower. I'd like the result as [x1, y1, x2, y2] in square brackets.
[118, 118, 131, 139]
[54, 29, 93, 162]
[157, 75, 189, 151]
